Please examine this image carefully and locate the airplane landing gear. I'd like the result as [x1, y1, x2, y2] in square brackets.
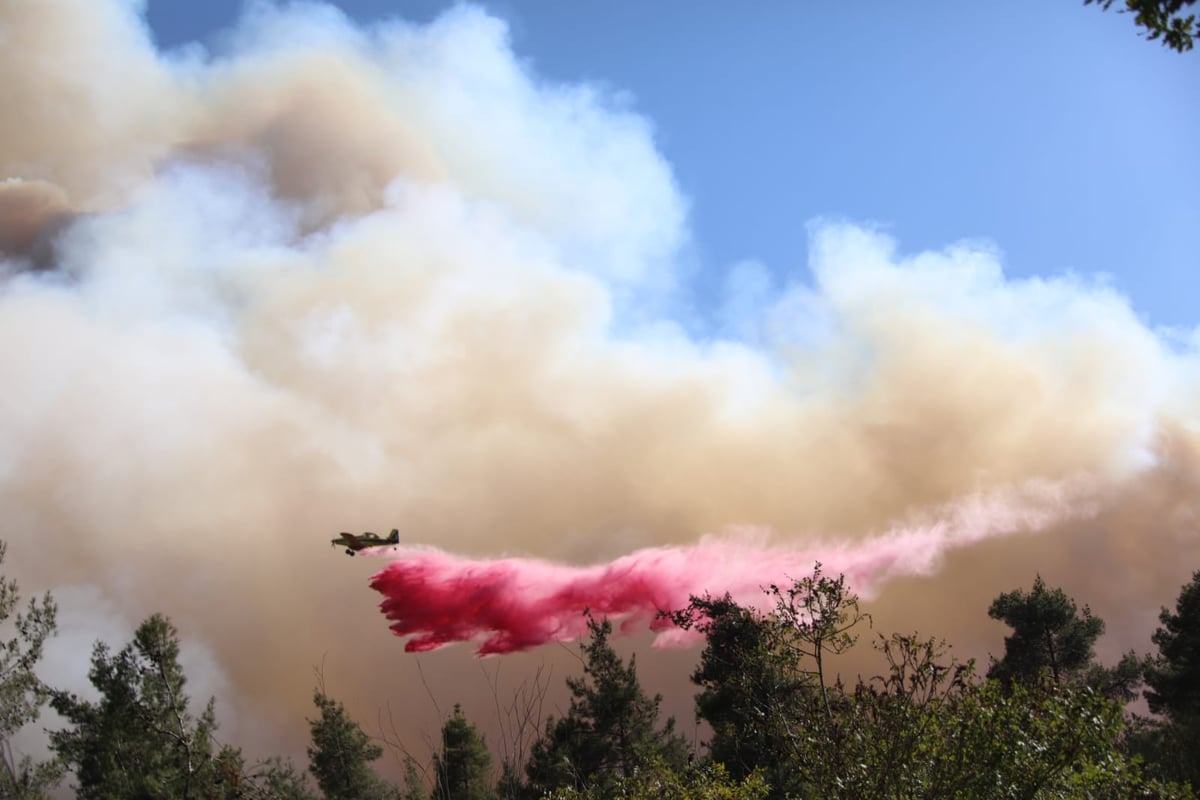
[345, 549, 355, 556]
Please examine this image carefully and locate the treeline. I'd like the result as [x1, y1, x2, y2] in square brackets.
[2, 541, 1199, 799]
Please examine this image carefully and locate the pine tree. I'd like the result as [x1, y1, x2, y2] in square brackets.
[667, 594, 789, 784]
[253, 755, 319, 800]
[1138, 569, 1200, 786]
[211, 748, 319, 800]
[306, 689, 396, 800]
[495, 759, 523, 800]
[432, 704, 495, 800]
[0, 540, 63, 799]
[668, 567, 869, 798]
[986, 575, 1105, 686]
[525, 617, 688, 797]
[670, 577, 1188, 799]
[1145, 570, 1200, 720]
[49, 614, 222, 799]
[401, 755, 429, 800]
[546, 760, 769, 800]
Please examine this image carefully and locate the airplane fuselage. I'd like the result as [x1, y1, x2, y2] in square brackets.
[330, 529, 400, 556]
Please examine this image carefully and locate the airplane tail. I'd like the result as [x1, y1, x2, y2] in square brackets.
[387, 529, 400, 544]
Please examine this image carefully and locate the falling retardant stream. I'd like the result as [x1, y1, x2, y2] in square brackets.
[368, 478, 1098, 654]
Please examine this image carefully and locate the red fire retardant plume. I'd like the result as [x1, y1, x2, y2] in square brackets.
[368, 481, 1089, 654]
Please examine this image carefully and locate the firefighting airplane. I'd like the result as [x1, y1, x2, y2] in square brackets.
[331, 529, 400, 556]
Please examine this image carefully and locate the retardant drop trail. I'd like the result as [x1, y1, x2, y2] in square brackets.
[368, 478, 1095, 654]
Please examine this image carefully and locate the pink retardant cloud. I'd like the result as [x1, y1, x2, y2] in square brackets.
[368, 478, 1098, 654]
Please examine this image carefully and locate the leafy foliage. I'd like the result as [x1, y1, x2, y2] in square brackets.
[765, 565, 869, 719]
[245, 755, 320, 800]
[1085, 0, 1197, 52]
[671, 568, 1194, 799]
[800, 634, 1187, 798]
[8, 555, 1200, 798]
[986, 575, 1151, 706]
[1084, 648, 1150, 702]
[986, 574, 1105, 686]
[402, 755, 430, 800]
[307, 689, 396, 800]
[548, 760, 768, 800]
[49, 614, 225, 799]
[666, 564, 869, 796]
[666, 593, 787, 785]
[524, 616, 689, 798]
[433, 704, 495, 800]
[496, 759, 523, 800]
[1125, 713, 1200, 790]
[0, 541, 62, 799]
[208, 747, 319, 800]
[1145, 569, 1200, 720]
[1131, 570, 1200, 786]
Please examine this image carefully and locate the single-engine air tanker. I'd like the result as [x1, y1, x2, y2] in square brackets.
[331, 529, 400, 556]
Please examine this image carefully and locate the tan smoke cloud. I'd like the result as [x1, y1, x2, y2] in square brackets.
[0, 179, 68, 253]
[2, 0, 1198, 776]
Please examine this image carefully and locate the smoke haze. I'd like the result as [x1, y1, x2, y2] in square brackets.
[2, 0, 1199, 771]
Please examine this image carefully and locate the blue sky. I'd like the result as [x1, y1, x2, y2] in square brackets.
[147, 1, 1199, 326]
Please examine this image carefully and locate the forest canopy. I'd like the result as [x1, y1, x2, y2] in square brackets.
[2, 541, 1198, 799]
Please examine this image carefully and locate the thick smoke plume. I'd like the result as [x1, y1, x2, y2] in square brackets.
[2, 0, 1198, 767]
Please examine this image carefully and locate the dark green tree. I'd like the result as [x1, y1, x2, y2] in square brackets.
[1085, 0, 1196, 52]
[548, 760, 769, 800]
[778, 633, 1187, 798]
[668, 594, 788, 786]
[432, 704, 494, 800]
[401, 755, 429, 800]
[676, 581, 1191, 799]
[668, 565, 868, 797]
[307, 689, 396, 800]
[986, 575, 1105, 687]
[49, 614, 224, 799]
[1084, 649, 1150, 703]
[1145, 569, 1200, 720]
[665, 569, 1191, 799]
[198, 747, 318, 800]
[250, 755, 319, 799]
[1134, 569, 1200, 787]
[928, 673, 1189, 798]
[525, 617, 689, 798]
[766, 565, 868, 720]
[0, 541, 62, 799]
[495, 759, 523, 800]
[1124, 712, 1200, 791]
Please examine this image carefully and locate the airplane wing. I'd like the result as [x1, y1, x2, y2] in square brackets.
[330, 530, 398, 554]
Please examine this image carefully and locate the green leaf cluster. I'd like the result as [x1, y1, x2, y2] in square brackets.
[1085, 0, 1197, 52]
[0, 541, 62, 799]
[308, 690, 395, 800]
[986, 574, 1105, 686]
[49, 614, 227, 799]
[433, 704, 495, 800]
[523, 617, 689, 798]
[547, 760, 768, 800]
[675, 571, 1195, 800]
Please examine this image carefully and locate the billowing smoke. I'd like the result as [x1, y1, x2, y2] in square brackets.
[2, 0, 1199, 769]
